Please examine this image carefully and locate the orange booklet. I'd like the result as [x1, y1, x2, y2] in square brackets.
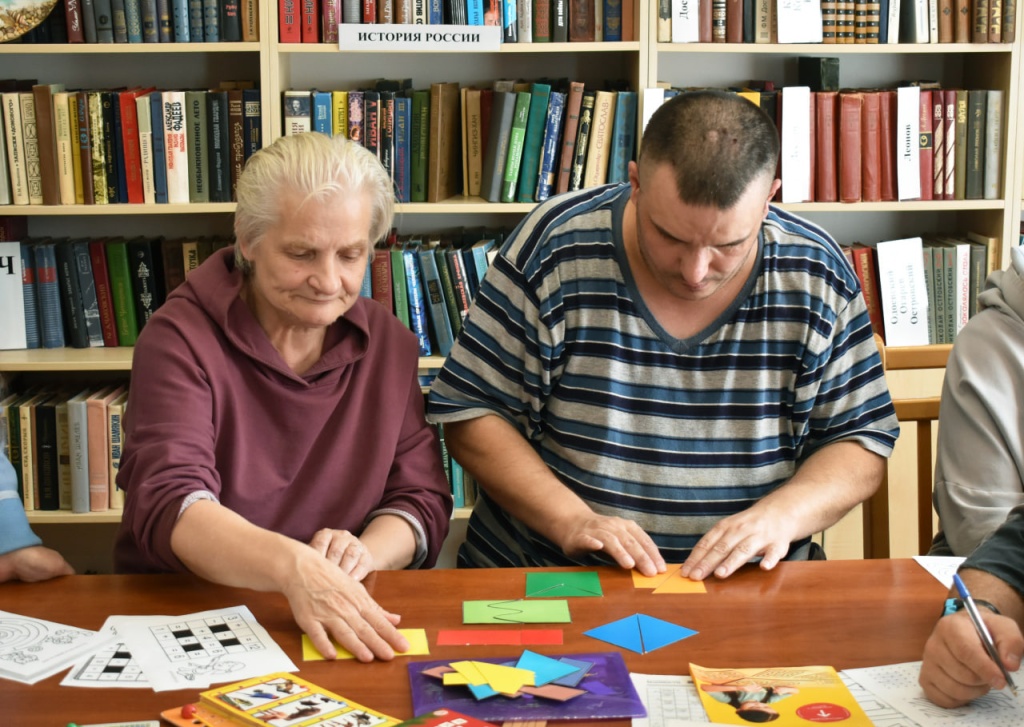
[690, 664, 874, 726]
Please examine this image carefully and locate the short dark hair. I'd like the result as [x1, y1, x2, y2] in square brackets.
[639, 90, 780, 209]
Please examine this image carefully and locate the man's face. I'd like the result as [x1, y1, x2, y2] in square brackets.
[629, 161, 777, 304]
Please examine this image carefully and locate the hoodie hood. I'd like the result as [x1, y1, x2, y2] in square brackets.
[168, 246, 372, 383]
[977, 246, 1024, 326]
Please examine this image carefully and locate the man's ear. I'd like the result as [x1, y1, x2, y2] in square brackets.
[764, 178, 782, 213]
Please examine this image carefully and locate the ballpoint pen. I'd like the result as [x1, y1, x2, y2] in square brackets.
[952, 573, 1019, 696]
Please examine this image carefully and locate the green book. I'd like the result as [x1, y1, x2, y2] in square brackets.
[105, 240, 139, 347]
[515, 83, 551, 203]
[390, 243, 410, 328]
[410, 89, 430, 203]
[500, 91, 532, 203]
[185, 90, 209, 204]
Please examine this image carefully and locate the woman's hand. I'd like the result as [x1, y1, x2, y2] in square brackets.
[308, 529, 375, 581]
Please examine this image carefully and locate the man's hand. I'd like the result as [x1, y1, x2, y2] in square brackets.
[919, 610, 1024, 708]
[0, 546, 75, 583]
[558, 514, 666, 577]
[308, 529, 375, 581]
[283, 552, 409, 662]
[679, 507, 794, 580]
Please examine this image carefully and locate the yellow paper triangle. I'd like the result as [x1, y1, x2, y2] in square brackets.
[474, 661, 536, 694]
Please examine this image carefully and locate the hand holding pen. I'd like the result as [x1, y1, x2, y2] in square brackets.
[952, 573, 1019, 696]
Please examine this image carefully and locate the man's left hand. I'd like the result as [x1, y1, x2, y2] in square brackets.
[679, 508, 793, 580]
[308, 529, 375, 582]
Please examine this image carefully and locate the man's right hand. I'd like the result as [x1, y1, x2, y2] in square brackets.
[559, 513, 666, 577]
[919, 610, 1024, 708]
[283, 552, 409, 662]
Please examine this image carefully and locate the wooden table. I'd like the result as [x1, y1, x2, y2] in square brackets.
[0, 559, 946, 726]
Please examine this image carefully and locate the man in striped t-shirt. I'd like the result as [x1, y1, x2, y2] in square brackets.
[427, 90, 898, 581]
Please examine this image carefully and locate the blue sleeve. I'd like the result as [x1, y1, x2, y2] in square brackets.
[0, 451, 42, 556]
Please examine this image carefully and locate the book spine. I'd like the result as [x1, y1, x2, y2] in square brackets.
[111, 0, 129, 41]
[403, 247, 432, 356]
[65, 0, 86, 41]
[188, 0, 205, 40]
[280, 0, 301, 40]
[125, 0, 145, 41]
[410, 90, 428, 202]
[185, 89, 209, 203]
[153, 0, 171, 40]
[2, 94, 30, 205]
[607, 90, 636, 185]
[72, 241, 104, 347]
[87, 92, 108, 205]
[500, 91, 531, 203]
[32, 85, 63, 207]
[86, 398, 109, 512]
[535, 90, 565, 202]
[136, 95, 156, 204]
[394, 95, 411, 203]
[172, 0, 190, 40]
[242, 88, 262, 159]
[36, 402, 60, 511]
[106, 241, 139, 346]
[568, 91, 596, 192]
[128, 239, 160, 328]
[207, 91, 231, 203]
[19, 93, 44, 205]
[417, 248, 454, 356]
[582, 89, 616, 188]
[983, 89, 1002, 200]
[300, 0, 317, 40]
[150, 92, 168, 204]
[88, 241, 120, 347]
[227, 90, 245, 199]
[241, 0, 258, 39]
[107, 394, 126, 509]
[55, 241, 90, 349]
[120, 91, 145, 204]
[163, 91, 191, 204]
[34, 243, 66, 349]
[55, 401, 72, 510]
[21, 244, 41, 350]
[556, 81, 585, 195]
[54, 93, 78, 205]
[94, 0, 116, 41]
[222, 0, 242, 39]
[18, 401, 36, 511]
[105, 91, 125, 204]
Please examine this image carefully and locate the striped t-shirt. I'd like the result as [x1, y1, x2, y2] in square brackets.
[427, 184, 899, 568]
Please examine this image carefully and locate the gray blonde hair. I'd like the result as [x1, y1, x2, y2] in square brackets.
[233, 133, 395, 274]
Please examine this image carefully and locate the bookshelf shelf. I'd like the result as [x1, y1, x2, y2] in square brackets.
[0, 43, 261, 54]
[777, 200, 1007, 213]
[654, 43, 1014, 55]
[26, 510, 123, 524]
[275, 41, 641, 54]
[2, 203, 237, 215]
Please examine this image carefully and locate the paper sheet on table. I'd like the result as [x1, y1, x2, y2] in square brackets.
[629, 673, 732, 726]
[913, 555, 966, 588]
[62, 619, 151, 688]
[842, 661, 1024, 726]
[0, 610, 111, 685]
[115, 605, 296, 692]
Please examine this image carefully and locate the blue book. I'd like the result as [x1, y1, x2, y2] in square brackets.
[171, 0, 190, 40]
[360, 257, 373, 298]
[150, 92, 168, 204]
[72, 240, 104, 347]
[202, 0, 219, 41]
[535, 90, 566, 201]
[403, 243, 432, 356]
[450, 457, 464, 508]
[112, 92, 129, 204]
[124, 0, 145, 41]
[393, 95, 411, 203]
[516, 82, 551, 203]
[427, 0, 442, 23]
[94, 0, 116, 41]
[20, 243, 40, 349]
[470, 238, 495, 288]
[602, 0, 621, 41]
[111, 0, 129, 41]
[187, 0, 204, 40]
[312, 91, 332, 135]
[466, 0, 483, 24]
[501, 0, 517, 41]
[32, 242, 66, 349]
[242, 88, 261, 159]
[55, 239, 90, 349]
[607, 90, 637, 185]
[417, 247, 454, 357]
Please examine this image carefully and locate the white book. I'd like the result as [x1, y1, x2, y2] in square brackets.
[896, 86, 921, 200]
[2, 92, 30, 205]
[886, 0, 901, 42]
[18, 92, 43, 205]
[756, 0, 773, 42]
[593, 0, 602, 40]
[66, 389, 92, 514]
[107, 388, 128, 511]
[517, 0, 532, 42]
[52, 92, 77, 206]
[0, 241, 27, 350]
[671, 0, 700, 42]
[780, 86, 811, 203]
[640, 87, 666, 134]
[136, 94, 156, 205]
[776, 0, 823, 43]
[875, 237, 930, 346]
[161, 90, 190, 204]
[927, 0, 938, 42]
[982, 89, 1002, 200]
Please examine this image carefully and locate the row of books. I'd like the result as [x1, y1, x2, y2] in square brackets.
[0, 80, 263, 207]
[641, 83, 1004, 204]
[656, 0, 1016, 44]
[845, 231, 998, 346]
[278, 0, 636, 43]
[9, 0, 259, 44]
[0, 235, 232, 351]
[437, 424, 476, 509]
[282, 78, 637, 204]
[1, 383, 130, 513]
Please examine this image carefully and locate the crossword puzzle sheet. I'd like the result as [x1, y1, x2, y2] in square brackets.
[0, 610, 107, 685]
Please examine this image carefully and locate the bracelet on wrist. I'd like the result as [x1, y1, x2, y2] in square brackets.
[942, 597, 1001, 617]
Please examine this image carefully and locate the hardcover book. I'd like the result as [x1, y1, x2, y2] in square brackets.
[185, 89, 210, 204]
[0, 241, 27, 350]
[514, 82, 551, 203]
[535, 90, 566, 201]
[479, 90, 516, 203]
[162, 90, 190, 205]
[582, 89, 617, 189]
[427, 81, 461, 204]
[88, 241, 120, 347]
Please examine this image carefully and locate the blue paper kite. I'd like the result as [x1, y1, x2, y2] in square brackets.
[583, 613, 697, 654]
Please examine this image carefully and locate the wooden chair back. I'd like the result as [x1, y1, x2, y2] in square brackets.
[863, 337, 949, 558]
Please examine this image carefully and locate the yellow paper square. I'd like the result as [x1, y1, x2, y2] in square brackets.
[450, 660, 489, 685]
[301, 628, 430, 661]
[443, 671, 472, 685]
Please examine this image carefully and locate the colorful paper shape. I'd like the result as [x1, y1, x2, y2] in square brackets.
[462, 599, 571, 624]
[301, 629, 430, 661]
[552, 657, 594, 687]
[632, 564, 708, 593]
[583, 614, 697, 654]
[436, 629, 563, 646]
[514, 650, 581, 686]
[519, 683, 587, 701]
[524, 571, 604, 597]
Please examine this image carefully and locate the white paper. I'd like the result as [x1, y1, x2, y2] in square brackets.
[896, 86, 922, 201]
[776, 0, 824, 43]
[115, 606, 296, 692]
[913, 555, 967, 588]
[630, 673, 735, 726]
[641, 88, 667, 134]
[0, 610, 110, 685]
[876, 237, 930, 346]
[62, 619, 151, 688]
[780, 86, 812, 203]
[843, 661, 1024, 726]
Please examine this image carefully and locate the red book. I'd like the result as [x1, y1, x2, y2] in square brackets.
[556, 81, 585, 195]
[88, 240, 120, 347]
[814, 91, 838, 202]
[369, 246, 393, 314]
[64, 0, 85, 42]
[118, 87, 156, 205]
[838, 92, 863, 203]
[322, 0, 340, 42]
[851, 245, 884, 339]
[279, 0, 301, 42]
[301, 0, 319, 41]
[362, 0, 376, 23]
[699, 0, 713, 40]
[918, 89, 933, 201]
[726, 0, 743, 41]
[943, 88, 956, 200]
[878, 89, 897, 201]
[860, 91, 881, 202]
[932, 92, 945, 200]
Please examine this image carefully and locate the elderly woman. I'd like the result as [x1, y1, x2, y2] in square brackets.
[114, 133, 453, 661]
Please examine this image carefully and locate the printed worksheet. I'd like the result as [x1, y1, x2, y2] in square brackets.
[62, 619, 151, 688]
[843, 661, 1023, 726]
[0, 610, 110, 685]
[115, 606, 297, 692]
[630, 673, 733, 727]
[913, 555, 966, 588]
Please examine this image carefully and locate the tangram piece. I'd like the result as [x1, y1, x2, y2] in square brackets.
[524, 571, 603, 597]
[463, 599, 571, 624]
[515, 650, 581, 686]
[301, 628, 429, 660]
[583, 614, 697, 654]
[519, 683, 587, 701]
[474, 661, 535, 694]
[450, 660, 489, 685]
[436, 629, 563, 646]
[553, 657, 594, 687]
[631, 564, 707, 594]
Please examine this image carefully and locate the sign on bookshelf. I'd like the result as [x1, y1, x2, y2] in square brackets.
[338, 24, 502, 52]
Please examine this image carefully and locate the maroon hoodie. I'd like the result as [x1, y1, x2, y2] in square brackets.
[115, 248, 452, 573]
